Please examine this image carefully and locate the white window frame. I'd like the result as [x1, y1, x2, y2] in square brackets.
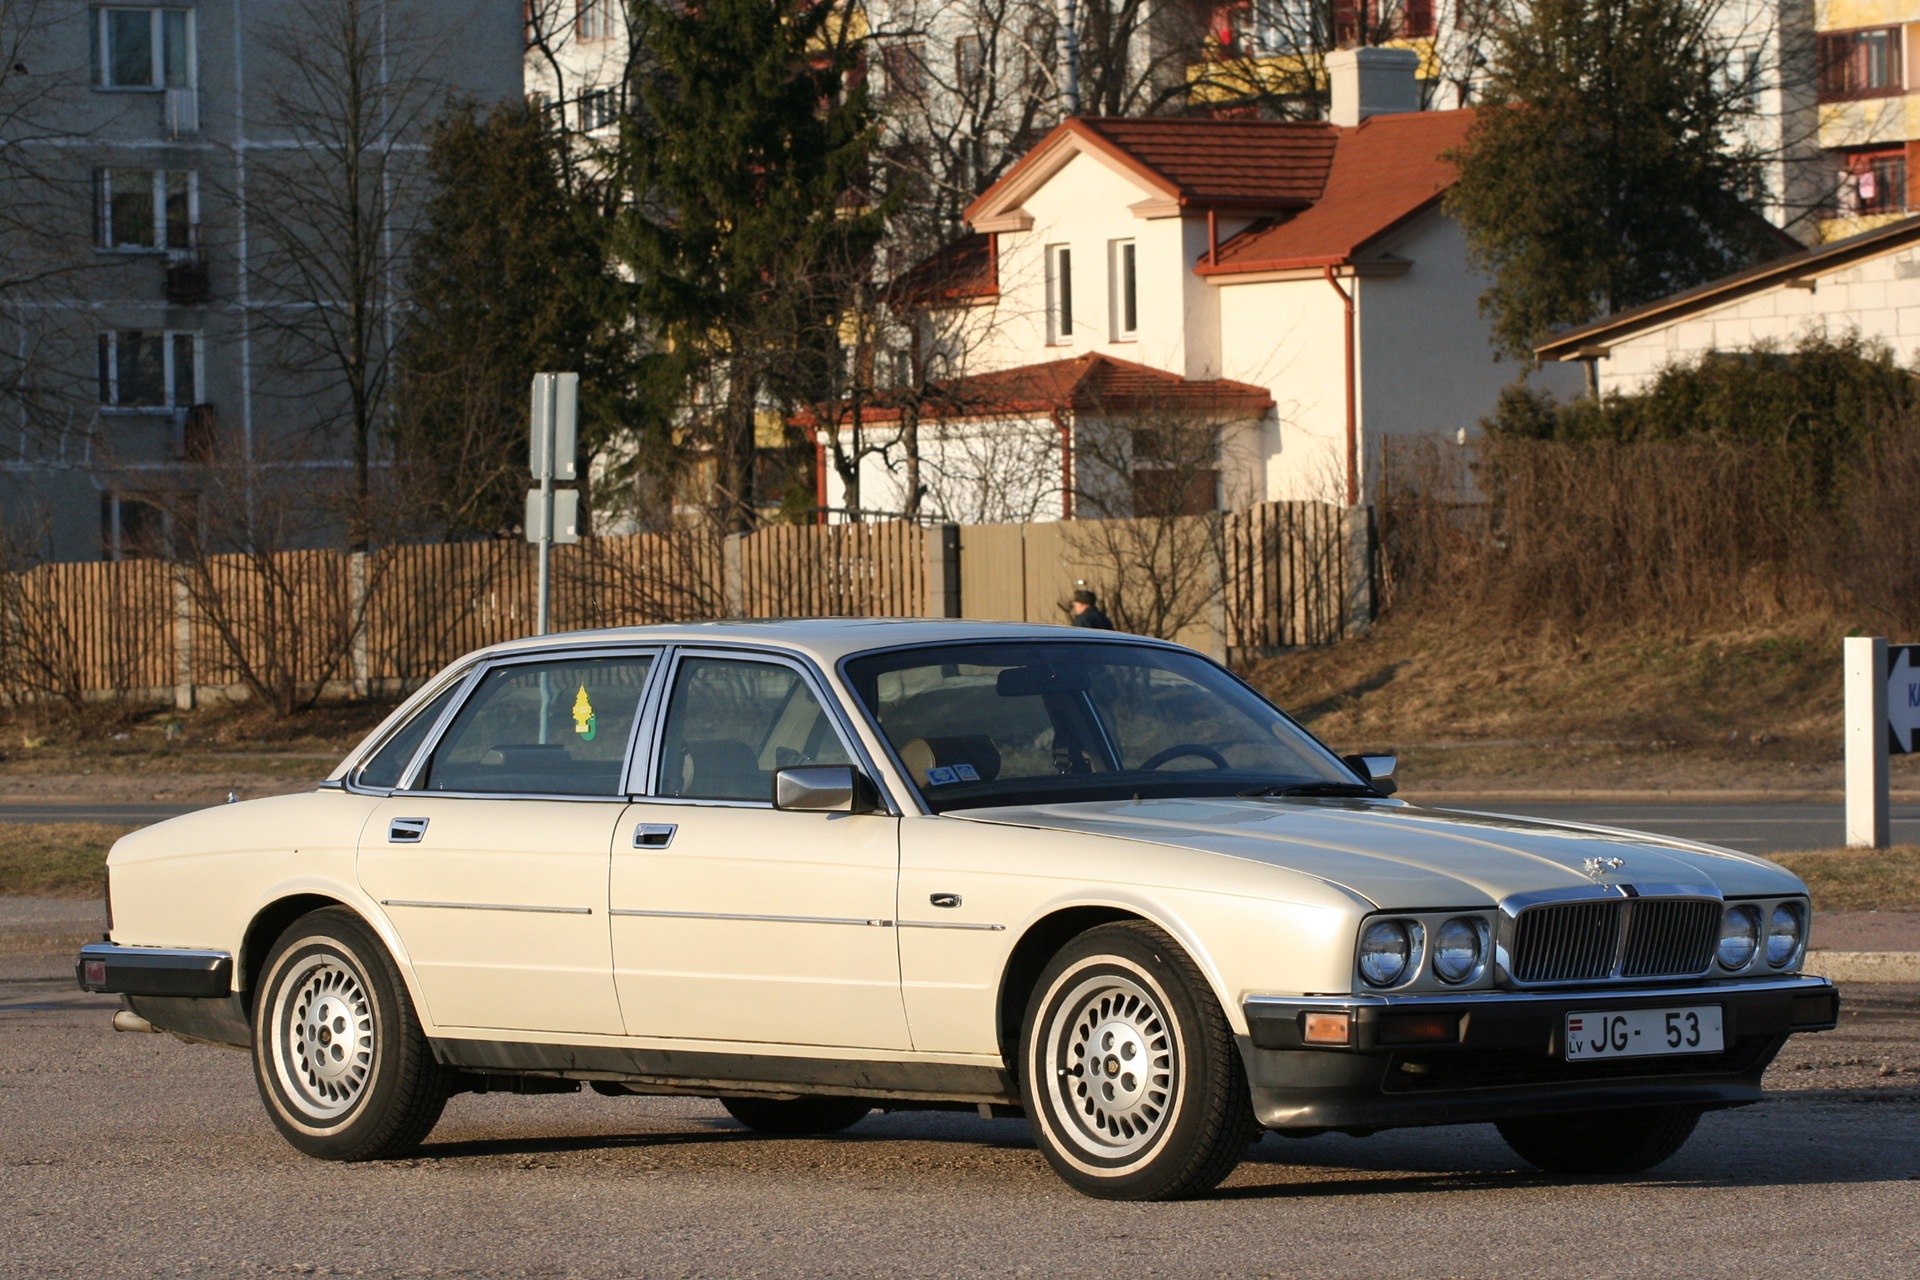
[1046, 243, 1074, 345]
[91, 7, 196, 92]
[1110, 239, 1138, 341]
[94, 168, 199, 254]
[97, 329, 203, 410]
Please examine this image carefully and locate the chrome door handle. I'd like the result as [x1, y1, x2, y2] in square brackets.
[633, 823, 677, 848]
[388, 817, 429, 843]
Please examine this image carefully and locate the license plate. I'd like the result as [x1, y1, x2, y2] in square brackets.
[1564, 1006, 1723, 1061]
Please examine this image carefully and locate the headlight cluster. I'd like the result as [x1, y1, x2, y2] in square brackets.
[1357, 915, 1489, 988]
[1718, 900, 1804, 972]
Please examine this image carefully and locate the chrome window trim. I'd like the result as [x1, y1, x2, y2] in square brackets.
[341, 661, 485, 797]
[640, 644, 902, 815]
[390, 645, 666, 800]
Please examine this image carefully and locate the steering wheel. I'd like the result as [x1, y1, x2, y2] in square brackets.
[1139, 743, 1231, 771]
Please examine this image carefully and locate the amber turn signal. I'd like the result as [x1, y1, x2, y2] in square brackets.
[1301, 1011, 1352, 1045]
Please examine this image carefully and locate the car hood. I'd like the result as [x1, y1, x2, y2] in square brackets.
[954, 796, 1801, 908]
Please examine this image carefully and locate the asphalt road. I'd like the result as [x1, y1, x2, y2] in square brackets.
[2, 948, 1916, 1279]
[7, 797, 1915, 856]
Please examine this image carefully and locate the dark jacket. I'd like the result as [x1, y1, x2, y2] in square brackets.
[1071, 605, 1114, 630]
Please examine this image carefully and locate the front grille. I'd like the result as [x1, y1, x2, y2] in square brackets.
[1508, 897, 1718, 984]
[1620, 898, 1720, 978]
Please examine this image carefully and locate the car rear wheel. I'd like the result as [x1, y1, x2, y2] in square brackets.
[1019, 921, 1254, 1201]
[719, 1096, 872, 1134]
[251, 907, 451, 1161]
[1496, 1104, 1703, 1175]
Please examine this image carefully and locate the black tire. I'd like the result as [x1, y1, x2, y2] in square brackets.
[1497, 1105, 1703, 1175]
[1018, 921, 1255, 1201]
[719, 1096, 872, 1135]
[250, 906, 452, 1161]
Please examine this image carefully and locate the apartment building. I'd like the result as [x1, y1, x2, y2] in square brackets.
[1817, 0, 1920, 240]
[0, 1, 521, 564]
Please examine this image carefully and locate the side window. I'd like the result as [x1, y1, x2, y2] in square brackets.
[656, 658, 852, 802]
[354, 680, 463, 790]
[419, 655, 654, 796]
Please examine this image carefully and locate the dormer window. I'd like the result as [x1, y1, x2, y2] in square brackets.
[1047, 244, 1074, 344]
[1111, 240, 1138, 341]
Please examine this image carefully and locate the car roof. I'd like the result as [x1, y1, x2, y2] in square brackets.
[471, 618, 1174, 667]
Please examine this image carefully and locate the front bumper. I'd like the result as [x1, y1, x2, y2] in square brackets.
[1239, 974, 1839, 1133]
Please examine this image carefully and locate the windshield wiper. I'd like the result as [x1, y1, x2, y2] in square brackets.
[1237, 781, 1380, 798]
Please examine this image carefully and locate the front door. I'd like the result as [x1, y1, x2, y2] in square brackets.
[610, 652, 911, 1050]
[358, 651, 657, 1036]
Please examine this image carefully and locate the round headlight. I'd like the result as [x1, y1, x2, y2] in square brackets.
[1766, 902, 1804, 967]
[1433, 916, 1485, 984]
[1718, 905, 1760, 970]
[1359, 920, 1413, 987]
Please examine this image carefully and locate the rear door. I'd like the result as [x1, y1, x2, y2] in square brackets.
[358, 650, 658, 1036]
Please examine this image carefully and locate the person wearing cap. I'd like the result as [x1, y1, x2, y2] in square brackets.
[1070, 588, 1114, 629]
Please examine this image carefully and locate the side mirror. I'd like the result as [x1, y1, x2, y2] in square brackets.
[1343, 753, 1398, 796]
[773, 765, 881, 813]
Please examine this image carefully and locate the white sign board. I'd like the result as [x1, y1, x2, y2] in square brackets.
[524, 486, 580, 545]
[529, 371, 579, 482]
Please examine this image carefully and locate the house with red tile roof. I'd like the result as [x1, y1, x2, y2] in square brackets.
[817, 49, 1581, 523]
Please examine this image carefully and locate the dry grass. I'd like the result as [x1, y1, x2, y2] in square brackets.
[0, 823, 132, 896]
[1773, 846, 1920, 913]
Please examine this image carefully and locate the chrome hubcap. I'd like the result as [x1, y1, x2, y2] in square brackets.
[272, 955, 374, 1121]
[1045, 974, 1178, 1159]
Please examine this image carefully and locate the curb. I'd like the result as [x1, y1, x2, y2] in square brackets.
[1805, 951, 1920, 983]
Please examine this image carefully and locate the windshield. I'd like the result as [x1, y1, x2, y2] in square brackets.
[841, 641, 1363, 811]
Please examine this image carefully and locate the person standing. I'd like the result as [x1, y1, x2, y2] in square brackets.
[1070, 588, 1114, 629]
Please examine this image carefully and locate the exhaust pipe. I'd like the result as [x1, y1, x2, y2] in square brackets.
[112, 1010, 158, 1034]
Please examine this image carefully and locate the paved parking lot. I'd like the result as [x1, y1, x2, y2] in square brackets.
[4, 946, 1916, 1279]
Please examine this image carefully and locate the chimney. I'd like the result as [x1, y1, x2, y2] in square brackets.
[1326, 47, 1422, 127]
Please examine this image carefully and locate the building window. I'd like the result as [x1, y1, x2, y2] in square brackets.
[1838, 151, 1908, 216]
[101, 493, 170, 560]
[955, 34, 984, 91]
[577, 0, 612, 41]
[1111, 239, 1137, 340]
[90, 8, 192, 90]
[883, 41, 925, 98]
[578, 87, 618, 132]
[97, 330, 199, 409]
[1819, 28, 1902, 101]
[1047, 244, 1074, 344]
[94, 169, 197, 253]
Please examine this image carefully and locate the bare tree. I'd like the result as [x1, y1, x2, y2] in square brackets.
[238, 0, 444, 549]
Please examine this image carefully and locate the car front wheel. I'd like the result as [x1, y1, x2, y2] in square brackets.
[251, 907, 451, 1161]
[1019, 921, 1255, 1200]
[1496, 1104, 1703, 1175]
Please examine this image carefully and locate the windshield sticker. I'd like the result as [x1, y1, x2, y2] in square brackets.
[954, 763, 980, 781]
[925, 766, 957, 785]
[571, 685, 598, 741]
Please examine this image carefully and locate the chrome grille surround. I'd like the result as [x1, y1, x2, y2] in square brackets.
[1496, 885, 1722, 987]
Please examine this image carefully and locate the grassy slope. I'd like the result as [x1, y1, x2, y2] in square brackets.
[0, 824, 134, 896]
[1237, 613, 1920, 793]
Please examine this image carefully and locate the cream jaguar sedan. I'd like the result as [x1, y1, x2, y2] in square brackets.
[77, 621, 1837, 1200]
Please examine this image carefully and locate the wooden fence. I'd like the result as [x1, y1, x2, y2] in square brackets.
[0, 502, 1368, 707]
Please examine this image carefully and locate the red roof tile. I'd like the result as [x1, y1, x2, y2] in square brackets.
[887, 232, 998, 307]
[797, 354, 1274, 427]
[1073, 117, 1338, 206]
[1200, 110, 1476, 273]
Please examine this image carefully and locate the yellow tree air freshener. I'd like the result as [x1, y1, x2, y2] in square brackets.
[571, 684, 597, 741]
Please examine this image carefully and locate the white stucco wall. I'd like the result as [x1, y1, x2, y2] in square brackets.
[1589, 247, 1920, 396]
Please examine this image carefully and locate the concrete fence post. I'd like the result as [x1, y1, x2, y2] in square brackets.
[925, 525, 961, 618]
[348, 550, 370, 699]
[1342, 504, 1376, 638]
[1845, 635, 1889, 849]
[723, 532, 746, 618]
[171, 574, 194, 711]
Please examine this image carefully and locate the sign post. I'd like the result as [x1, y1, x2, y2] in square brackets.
[526, 372, 580, 636]
[1844, 636, 1920, 848]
